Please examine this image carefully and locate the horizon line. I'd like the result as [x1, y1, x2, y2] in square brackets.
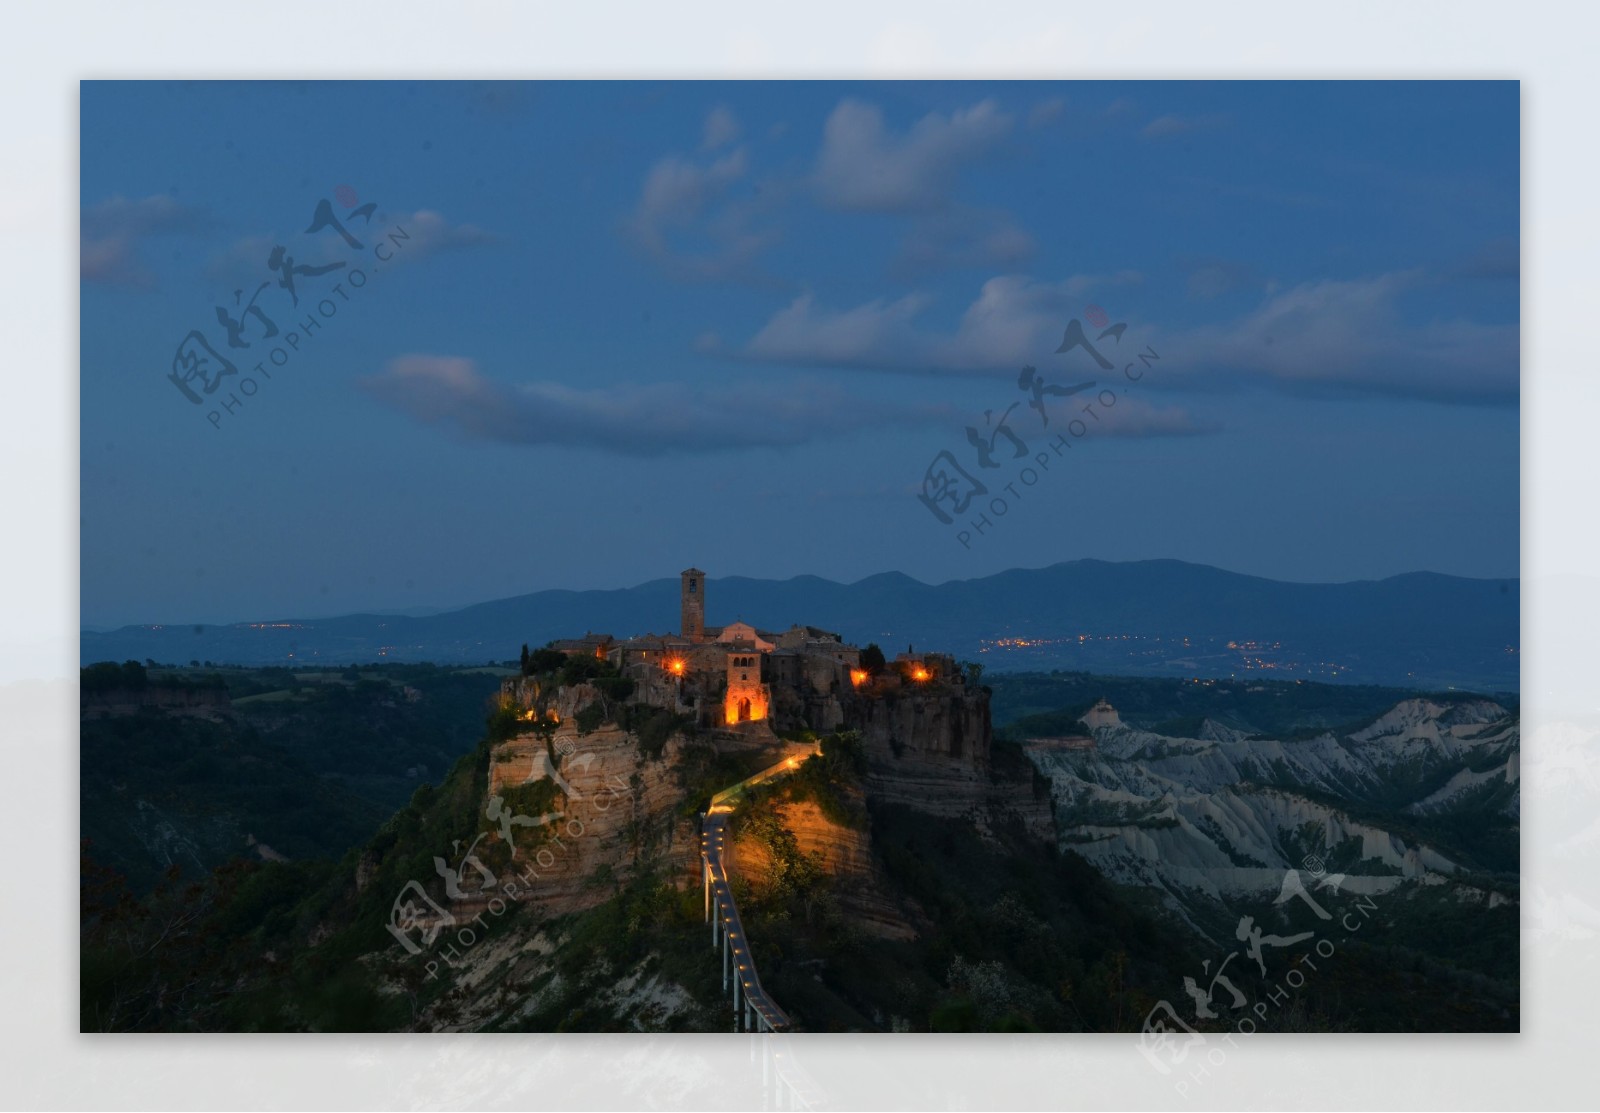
[80, 555, 1521, 633]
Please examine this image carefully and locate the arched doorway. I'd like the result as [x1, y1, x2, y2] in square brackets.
[738, 697, 751, 722]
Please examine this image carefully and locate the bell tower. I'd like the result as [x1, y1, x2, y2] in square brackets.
[724, 649, 769, 724]
[681, 567, 705, 642]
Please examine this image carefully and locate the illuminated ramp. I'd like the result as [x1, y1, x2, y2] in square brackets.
[699, 743, 820, 1035]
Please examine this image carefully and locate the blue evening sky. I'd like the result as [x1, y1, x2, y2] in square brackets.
[80, 80, 1519, 627]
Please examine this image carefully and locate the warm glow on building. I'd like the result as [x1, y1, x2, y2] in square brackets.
[666, 657, 686, 676]
[911, 665, 930, 681]
[723, 694, 768, 724]
[850, 668, 869, 687]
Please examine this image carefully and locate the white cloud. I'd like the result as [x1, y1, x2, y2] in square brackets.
[1166, 271, 1519, 403]
[628, 96, 1032, 281]
[625, 148, 778, 281]
[896, 207, 1036, 275]
[1090, 396, 1217, 437]
[745, 291, 934, 367]
[359, 355, 951, 454]
[634, 149, 747, 232]
[701, 105, 741, 150]
[80, 236, 153, 289]
[396, 209, 495, 255]
[735, 266, 1513, 405]
[807, 97, 1035, 274]
[80, 194, 212, 288]
[1142, 114, 1191, 138]
[1028, 97, 1066, 129]
[812, 98, 1013, 212]
[1142, 113, 1228, 139]
[741, 273, 1144, 373]
[206, 208, 492, 283]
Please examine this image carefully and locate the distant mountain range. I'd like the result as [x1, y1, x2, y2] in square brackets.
[80, 560, 1520, 690]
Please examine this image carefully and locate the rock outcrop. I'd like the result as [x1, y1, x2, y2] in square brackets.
[478, 717, 697, 919]
[731, 796, 918, 941]
[852, 685, 994, 820]
[477, 667, 1036, 937]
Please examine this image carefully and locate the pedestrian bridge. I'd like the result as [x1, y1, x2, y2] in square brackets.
[700, 742, 821, 1035]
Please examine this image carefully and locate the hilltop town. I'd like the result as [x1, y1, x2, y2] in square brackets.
[480, 567, 1021, 918]
[490, 566, 1017, 838]
[504, 567, 970, 737]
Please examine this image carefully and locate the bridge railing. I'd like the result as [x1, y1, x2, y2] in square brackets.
[701, 741, 821, 1035]
[709, 743, 822, 810]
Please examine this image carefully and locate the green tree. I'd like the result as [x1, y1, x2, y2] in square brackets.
[528, 648, 567, 675]
[81, 660, 148, 693]
[860, 643, 887, 675]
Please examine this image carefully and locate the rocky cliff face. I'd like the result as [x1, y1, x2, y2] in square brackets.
[473, 672, 1039, 935]
[768, 682, 846, 734]
[731, 796, 918, 941]
[500, 671, 1005, 833]
[475, 715, 696, 921]
[499, 675, 544, 712]
[851, 685, 994, 819]
[846, 682, 1058, 848]
[481, 678, 797, 924]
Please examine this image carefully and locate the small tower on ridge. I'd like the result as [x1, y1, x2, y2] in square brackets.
[681, 567, 706, 643]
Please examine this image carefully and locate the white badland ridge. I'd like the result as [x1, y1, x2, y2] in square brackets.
[1026, 697, 1519, 906]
